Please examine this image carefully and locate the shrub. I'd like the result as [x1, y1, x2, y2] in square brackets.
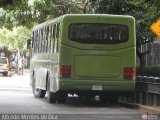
[137, 64, 160, 77]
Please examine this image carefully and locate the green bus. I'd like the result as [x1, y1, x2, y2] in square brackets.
[30, 14, 136, 103]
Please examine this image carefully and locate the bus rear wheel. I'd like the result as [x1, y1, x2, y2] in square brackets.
[108, 96, 119, 105]
[56, 92, 67, 103]
[32, 74, 46, 98]
[99, 94, 119, 104]
[3, 72, 8, 77]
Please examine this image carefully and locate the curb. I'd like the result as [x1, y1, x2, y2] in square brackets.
[138, 105, 160, 114]
[0, 88, 32, 91]
[119, 101, 160, 113]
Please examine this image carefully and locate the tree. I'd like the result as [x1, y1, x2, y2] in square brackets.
[0, 0, 79, 29]
[0, 26, 31, 51]
[88, 0, 159, 75]
[0, 0, 34, 29]
[0, 26, 31, 71]
[0, 0, 159, 75]
[126, 0, 159, 75]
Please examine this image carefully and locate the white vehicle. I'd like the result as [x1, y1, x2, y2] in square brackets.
[0, 57, 9, 76]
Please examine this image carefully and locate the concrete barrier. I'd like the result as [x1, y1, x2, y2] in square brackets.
[136, 76, 160, 106]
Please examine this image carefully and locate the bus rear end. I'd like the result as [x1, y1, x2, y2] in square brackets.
[58, 14, 136, 101]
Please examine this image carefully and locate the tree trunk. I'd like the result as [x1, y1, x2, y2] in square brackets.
[139, 56, 145, 75]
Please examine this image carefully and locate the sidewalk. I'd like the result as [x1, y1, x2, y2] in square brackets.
[138, 105, 160, 114]
[120, 101, 160, 114]
[0, 69, 31, 91]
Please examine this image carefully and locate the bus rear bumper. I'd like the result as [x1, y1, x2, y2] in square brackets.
[58, 80, 135, 96]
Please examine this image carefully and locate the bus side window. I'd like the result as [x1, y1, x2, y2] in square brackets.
[34, 30, 37, 53]
[45, 27, 49, 53]
[39, 29, 43, 53]
[49, 25, 52, 53]
[38, 30, 41, 53]
[50, 25, 53, 53]
[54, 24, 57, 53]
[48, 25, 51, 53]
[52, 24, 56, 53]
[37, 30, 40, 53]
[35, 30, 40, 53]
[33, 31, 35, 53]
[55, 23, 60, 52]
[54, 23, 60, 53]
[43, 28, 46, 53]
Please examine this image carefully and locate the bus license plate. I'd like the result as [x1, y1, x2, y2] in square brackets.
[92, 85, 102, 90]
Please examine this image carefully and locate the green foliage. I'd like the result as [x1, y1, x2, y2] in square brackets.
[0, 0, 14, 7]
[0, 0, 159, 55]
[0, 0, 78, 52]
[91, 0, 159, 41]
[94, 0, 127, 14]
[0, 26, 31, 51]
[32, 0, 77, 23]
[0, 0, 159, 31]
[89, 0, 159, 76]
[0, 0, 79, 29]
[0, 0, 34, 29]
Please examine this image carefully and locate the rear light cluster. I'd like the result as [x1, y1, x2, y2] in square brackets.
[124, 67, 136, 80]
[59, 65, 71, 78]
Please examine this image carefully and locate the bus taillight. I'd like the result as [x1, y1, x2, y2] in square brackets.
[59, 65, 71, 78]
[124, 67, 136, 80]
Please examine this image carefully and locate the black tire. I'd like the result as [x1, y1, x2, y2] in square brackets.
[99, 94, 119, 105]
[56, 92, 67, 103]
[46, 78, 56, 103]
[3, 72, 8, 77]
[108, 96, 119, 105]
[32, 74, 46, 98]
[99, 95, 108, 104]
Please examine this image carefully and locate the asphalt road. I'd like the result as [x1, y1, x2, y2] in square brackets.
[0, 90, 142, 120]
[0, 70, 143, 120]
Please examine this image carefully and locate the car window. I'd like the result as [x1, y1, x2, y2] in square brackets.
[0, 58, 7, 64]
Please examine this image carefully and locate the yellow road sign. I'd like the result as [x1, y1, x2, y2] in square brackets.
[150, 19, 160, 37]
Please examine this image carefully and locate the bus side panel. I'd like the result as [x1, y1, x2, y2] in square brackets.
[30, 54, 50, 90]
[48, 53, 60, 93]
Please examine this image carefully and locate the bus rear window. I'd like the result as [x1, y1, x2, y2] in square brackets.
[69, 23, 128, 44]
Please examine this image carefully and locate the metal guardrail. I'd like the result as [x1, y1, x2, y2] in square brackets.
[135, 76, 160, 106]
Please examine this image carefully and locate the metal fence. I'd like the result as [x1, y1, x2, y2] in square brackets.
[136, 76, 160, 106]
[136, 41, 160, 106]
